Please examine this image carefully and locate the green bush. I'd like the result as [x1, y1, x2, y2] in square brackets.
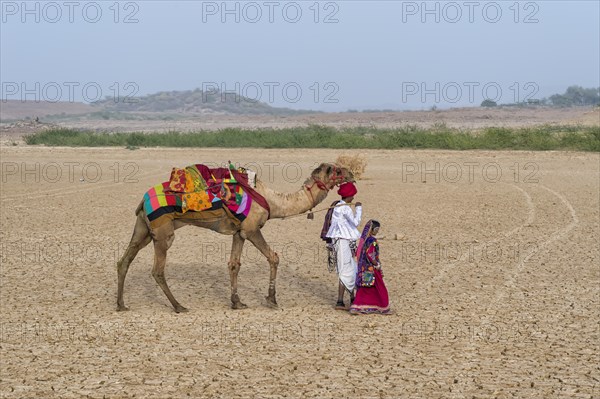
[23, 125, 599, 151]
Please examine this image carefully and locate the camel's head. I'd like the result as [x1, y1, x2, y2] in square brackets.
[309, 163, 355, 191]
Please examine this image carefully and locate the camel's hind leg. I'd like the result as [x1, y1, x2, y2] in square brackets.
[117, 212, 152, 311]
[151, 223, 187, 313]
[229, 232, 247, 309]
[247, 231, 280, 307]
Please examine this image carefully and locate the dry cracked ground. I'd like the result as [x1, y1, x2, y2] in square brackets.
[0, 146, 598, 398]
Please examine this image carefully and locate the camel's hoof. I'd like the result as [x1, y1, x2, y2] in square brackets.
[231, 302, 248, 310]
[117, 305, 129, 312]
[265, 296, 278, 308]
[174, 306, 189, 313]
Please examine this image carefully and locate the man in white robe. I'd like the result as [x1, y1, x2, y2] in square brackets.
[325, 182, 362, 309]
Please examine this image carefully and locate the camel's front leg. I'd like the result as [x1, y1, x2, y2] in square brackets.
[229, 232, 247, 309]
[247, 231, 279, 307]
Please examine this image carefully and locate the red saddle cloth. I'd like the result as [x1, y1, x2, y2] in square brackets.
[194, 164, 271, 219]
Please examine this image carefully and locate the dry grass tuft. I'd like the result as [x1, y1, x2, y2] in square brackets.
[336, 154, 368, 180]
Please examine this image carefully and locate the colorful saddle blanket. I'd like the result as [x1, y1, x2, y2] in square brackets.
[142, 163, 268, 224]
[165, 165, 212, 213]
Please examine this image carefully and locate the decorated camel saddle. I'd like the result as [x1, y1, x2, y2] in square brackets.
[142, 162, 268, 229]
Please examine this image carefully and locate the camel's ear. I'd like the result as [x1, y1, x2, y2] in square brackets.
[326, 165, 333, 176]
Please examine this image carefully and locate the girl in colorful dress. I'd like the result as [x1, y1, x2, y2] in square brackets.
[349, 220, 391, 315]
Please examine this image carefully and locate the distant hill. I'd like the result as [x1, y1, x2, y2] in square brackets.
[92, 88, 312, 116]
[0, 88, 314, 123]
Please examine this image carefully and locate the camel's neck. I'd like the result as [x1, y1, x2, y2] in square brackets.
[258, 180, 329, 219]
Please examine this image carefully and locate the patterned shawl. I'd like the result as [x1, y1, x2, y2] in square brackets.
[356, 220, 379, 287]
[356, 220, 375, 260]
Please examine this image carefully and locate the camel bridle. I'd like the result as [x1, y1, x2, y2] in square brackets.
[304, 165, 346, 209]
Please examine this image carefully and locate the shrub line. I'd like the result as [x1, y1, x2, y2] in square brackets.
[23, 125, 600, 152]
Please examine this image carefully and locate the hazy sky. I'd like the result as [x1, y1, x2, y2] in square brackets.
[1, 0, 599, 111]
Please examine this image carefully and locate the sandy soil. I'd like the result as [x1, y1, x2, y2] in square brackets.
[0, 146, 598, 398]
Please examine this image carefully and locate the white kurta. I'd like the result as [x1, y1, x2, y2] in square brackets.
[326, 202, 362, 291]
[326, 202, 362, 240]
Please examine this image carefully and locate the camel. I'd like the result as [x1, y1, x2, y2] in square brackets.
[116, 162, 354, 312]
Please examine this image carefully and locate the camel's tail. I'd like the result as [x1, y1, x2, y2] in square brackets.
[135, 200, 144, 216]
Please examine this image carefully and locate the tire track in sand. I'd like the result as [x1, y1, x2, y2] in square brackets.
[429, 183, 536, 287]
[494, 184, 579, 302]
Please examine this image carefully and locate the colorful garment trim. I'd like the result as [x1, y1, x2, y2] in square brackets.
[143, 182, 182, 216]
[349, 268, 390, 315]
[349, 304, 391, 314]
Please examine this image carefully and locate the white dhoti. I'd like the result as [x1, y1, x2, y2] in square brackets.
[335, 238, 357, 292]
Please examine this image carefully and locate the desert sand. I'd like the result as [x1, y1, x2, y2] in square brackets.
[0, 144, 598, 398]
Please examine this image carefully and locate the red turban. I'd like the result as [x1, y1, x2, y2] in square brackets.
[337, 182, 357, 198]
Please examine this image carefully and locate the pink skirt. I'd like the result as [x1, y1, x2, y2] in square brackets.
[349, 269, 390, 314]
